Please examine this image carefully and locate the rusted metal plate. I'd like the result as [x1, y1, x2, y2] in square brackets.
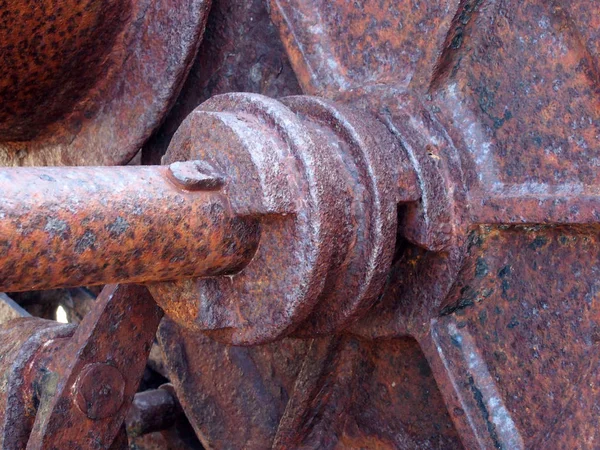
[274, 336, 464, 449]
[420, 226, 600, 449]
[430, 0, 600, 225]
[159, 320, 464, 449]
[0, 0, 211, 166]
[269, 0, 462, 96]
[157, 318, 310, 449]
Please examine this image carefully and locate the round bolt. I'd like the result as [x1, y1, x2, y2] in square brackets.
[74, 363, 125, 420]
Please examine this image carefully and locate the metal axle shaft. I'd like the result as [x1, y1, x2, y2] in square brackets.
[0, 162, 260, 292]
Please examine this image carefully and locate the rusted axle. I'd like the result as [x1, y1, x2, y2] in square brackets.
[0, 93, 408, 345]
[0, 162, 260, 292]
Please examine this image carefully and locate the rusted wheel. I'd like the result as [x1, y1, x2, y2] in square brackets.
[0, 0, 211, 166]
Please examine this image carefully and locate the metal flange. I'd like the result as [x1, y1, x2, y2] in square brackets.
[151, 93, 403, 344]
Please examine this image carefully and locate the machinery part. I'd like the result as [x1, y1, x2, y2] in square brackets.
[0, 319, 74, 450]
[262, 0, 600, 448]
[141, 0, 302, 165]
[155, 0, 600, 448]
[0, 284, 162, 449]
[73, 363, 126, 420]
[26, 284, 162, 449]
[126, 384, 182, 438]
[0, 0, 211, 166]
[3, 0, 600, 447]
[127, 415, 203, 450]
[0, 293, 30, 325]
[152, 93, 409, 344]
[0, 162, 260, 291]
[157, 320, 311, 449]
[0, 93, 411, 345]
[158, 318, 464, 450]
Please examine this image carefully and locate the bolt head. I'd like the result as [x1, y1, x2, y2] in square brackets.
[74, 363, 125, 420]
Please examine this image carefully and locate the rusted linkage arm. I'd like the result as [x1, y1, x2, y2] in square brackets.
[26, 284, 163, 450]
[0, 284, 162, 450]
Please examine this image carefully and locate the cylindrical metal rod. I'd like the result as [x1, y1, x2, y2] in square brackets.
[0, 164, 260, 292]
[126, 387, 181, 437]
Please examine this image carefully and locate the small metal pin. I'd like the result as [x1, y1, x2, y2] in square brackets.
[167, 160, 225, 191]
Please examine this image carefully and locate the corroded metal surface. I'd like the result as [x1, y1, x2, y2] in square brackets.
[141, 0, 301, 165]
[27, 284, 163, 449]
[152, 93, 402, 344]
[272, 336, 463, 449]
[267, 0, 600, 448]
[0, 0, 211, 166]
[2, 0, 600, 448]
[0, 163, 259, 291]
[270, 0, 462, 97]
[126, 385, 182, 438]
[421, 226, 600, 449]
[159, 320, 463, 449]
[0, 92, 402, 344]
[0, 285, 162, 450]
[157, 318, 310, 449]
[0, 319, 74, 449]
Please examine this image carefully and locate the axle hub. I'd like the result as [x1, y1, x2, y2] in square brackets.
[0, 93, 415, 345]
